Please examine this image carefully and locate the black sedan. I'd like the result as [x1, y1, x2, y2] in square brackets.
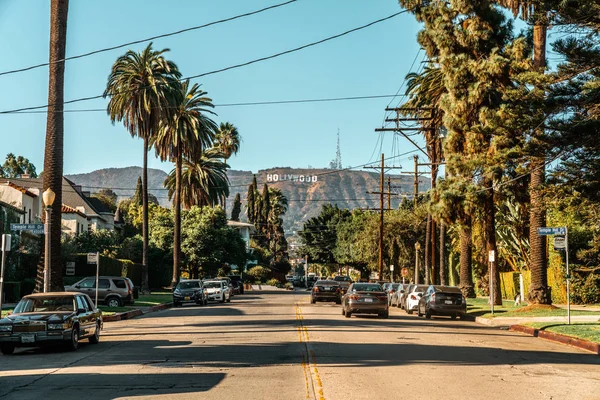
[173, 279, 208, 307]
[310, 280, 342, 304]
[417, 285, 467, 319]
[0, 292, 102, 355]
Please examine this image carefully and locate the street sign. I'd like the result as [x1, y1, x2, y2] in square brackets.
[537, 227, 566, 236]
[401, 268, 409, 278]
[65, 262, 76, 276]
[87, 253, 98, 264]
[554, 236, 566, 250]
[390, 264, 395, 271]
[488, 250, 495, 263]
[10, 223, 44, 235]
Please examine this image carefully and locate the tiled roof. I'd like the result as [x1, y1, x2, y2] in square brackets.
[3, 182, 38, 198]
[61, 204, 87, 218]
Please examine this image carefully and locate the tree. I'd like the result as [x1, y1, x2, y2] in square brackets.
[38, 0, 69, 292]
[299, 204, 351, 265]
[231, 193, 242, 221]
[0, 154, 37, 178]
[155, 80, 217, 288]
[92, 189, 118, 213]
[104, 43, 181, 293]
[164, 148, 230, 209]
[214, 122, 241, 161]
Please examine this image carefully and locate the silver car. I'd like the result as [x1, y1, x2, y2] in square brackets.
[66, 276, 135, 308]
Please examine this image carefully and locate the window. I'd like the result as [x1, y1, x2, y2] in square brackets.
[78, 279, 95, 289]
[83, 296, 95, 310]
[112, 279, 127, 289]
[98, 279, 110, 289]
[76, 296, 89, 312]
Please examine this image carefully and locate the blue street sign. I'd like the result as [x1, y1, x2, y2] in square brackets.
[10, 223, 45, 235]
[537, 227, 566, 236]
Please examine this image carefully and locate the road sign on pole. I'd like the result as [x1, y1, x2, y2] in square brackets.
[537, 227, 566, 236]
[10, 223, 45, 235]
[553, 236, 566, 250]
[0, 234, 11, 313]
[87, 252, 98, 264]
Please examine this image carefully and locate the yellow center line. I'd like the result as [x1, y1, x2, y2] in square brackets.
[295, 302, 326, 400]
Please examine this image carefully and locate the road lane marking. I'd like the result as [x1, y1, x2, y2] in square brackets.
[295, 303, 325, 400]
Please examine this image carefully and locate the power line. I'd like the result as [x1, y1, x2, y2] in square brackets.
[0, 0, 298, 78]
[5, 94, 408, 115]
[0, 9, 410, 115]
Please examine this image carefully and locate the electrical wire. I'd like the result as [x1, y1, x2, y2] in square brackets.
[0, 9, 411, 115]
[0, 0, 298, 78]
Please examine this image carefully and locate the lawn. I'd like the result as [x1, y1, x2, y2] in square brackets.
[132, 292, 172, 307]
[1, 309, 12, 318]
[525, 322, 600, 344]
[467, 297, 600, 318]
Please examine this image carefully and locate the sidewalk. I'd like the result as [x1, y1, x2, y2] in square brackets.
[476, 314, 600, 327]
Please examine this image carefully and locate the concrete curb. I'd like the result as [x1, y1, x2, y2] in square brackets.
[509, 324, 600, 355]
[103, 302, 173, 322]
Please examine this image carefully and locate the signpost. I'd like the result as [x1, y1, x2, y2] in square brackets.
[0, 234, 11, 313]
[88, 252, 100, 307]
[538, 226, 570, 324]
[488, 250, 495, 315]
[10, 223, 45, 235]
[390, 264, 394, 283]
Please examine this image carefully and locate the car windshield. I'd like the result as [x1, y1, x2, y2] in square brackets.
[177, 281, 200, 290]
[14, 296, 75, 313]
[414, 285, 429, 292]
[391, 284, 399, 290]
[203, 282, 222, 289]
[353, 284, 383, 292]
[334, 276, 351, 281]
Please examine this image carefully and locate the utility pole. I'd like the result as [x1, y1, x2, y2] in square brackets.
[388, 177, 391, 211]
[414, 155, 419, 208]
[364, 153, 402, 281]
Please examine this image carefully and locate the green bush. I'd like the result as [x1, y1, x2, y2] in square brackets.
[266, 278, 280, 286]
[571, 272, 600, 304]
[247, 266, 270, 283]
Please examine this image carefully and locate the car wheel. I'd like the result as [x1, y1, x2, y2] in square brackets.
[342, 308, 346, 316]
[220, 295, 225, 303]
[106, 297, 122, 308]
[227, 295, 231, 303]
[379, 311, 389, 319]
[417, 307, 422, 317]
[344, 311, 352, 318]
[0, 344, 15, 355]
[451, 314, 457, 320]
[335, 299, 341, 305]
[407, 309, 413, 315]
[311, 297, 316, 304]
[89, 322, 101, 344]
[68, 326, 80, 351]
[425, 308, 432, 319]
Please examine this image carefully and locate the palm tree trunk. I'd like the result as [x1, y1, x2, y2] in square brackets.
[439, 221, 446, 285]
[424, 214, 431, 284]
[431, 219, 437, 285]
[528, 23, 551, 304]
[459, 217, 475, 298]
[141, 137, 150, 294]
[40, 0, 69, 292]
[171, 150, 182, 288]
[484, 176, 502, 305]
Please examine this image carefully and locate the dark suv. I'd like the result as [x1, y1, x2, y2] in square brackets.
[65, 276, 135, 307]
[228, 275, 244, 294]
[173, 280, 208, 307]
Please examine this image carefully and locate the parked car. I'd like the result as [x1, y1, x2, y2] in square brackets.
[341, 283, 389, 319]
[228, 275, 244, 294]
[0, 292, 102, 355]
[390, 283, 407, 307]
[203, 280, 231, 303]
[172, 279, 208, 307]
[333, 275, 352, 294]
[65, 276, 135, 307]
[310, 280, 342, 304]
[217, 277, 234, 298]
[384, 283, 400, 305]
[404, 284, 429, 314]
[397, 284, 415, 309]
[417, 285, 467, 319]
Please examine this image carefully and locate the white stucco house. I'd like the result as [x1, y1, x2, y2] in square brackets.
[227, 220, 255, 249]
[0, 181, 41, 224]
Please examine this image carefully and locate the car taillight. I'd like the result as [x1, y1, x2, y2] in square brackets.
[411, 295, 417, 300]
[431, 294, 436, 302]
[349, 295, 360, 300]
[313, 287, 320, 293]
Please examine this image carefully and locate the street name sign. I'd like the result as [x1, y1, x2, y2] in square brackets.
[10, 223, 45, 235]
[537, 227, 566, 236]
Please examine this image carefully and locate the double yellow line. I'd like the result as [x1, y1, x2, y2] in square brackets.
[295, 303, 325, 400]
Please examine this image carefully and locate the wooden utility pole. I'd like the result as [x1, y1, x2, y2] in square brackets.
[414, 155, 419, 208]
[364, 153, 402, 281]
[388, 177, 391, 211]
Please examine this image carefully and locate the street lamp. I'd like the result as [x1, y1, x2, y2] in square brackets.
[42, 188, 55, 293]
[414, 242, 421, 285]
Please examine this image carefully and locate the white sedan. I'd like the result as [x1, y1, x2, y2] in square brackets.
[404, 284, 429, 314]
[203, 280, 231, 303]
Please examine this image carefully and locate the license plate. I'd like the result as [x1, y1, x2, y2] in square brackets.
[445, 300, 453, 305]
[364, 298, 373, 303]
[185, 296, 191, 300]
[324, 287, 331, 291]
[21, 334, 35, 344]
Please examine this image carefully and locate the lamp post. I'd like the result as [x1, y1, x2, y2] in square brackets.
[414, 242, 421, 284]
[42, 188, 56, 293]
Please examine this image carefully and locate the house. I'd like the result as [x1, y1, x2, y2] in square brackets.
[0, 177, 115, 235]
[227, 220, 255, 250]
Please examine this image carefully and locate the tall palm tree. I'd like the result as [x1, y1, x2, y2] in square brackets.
[155, 80, 217, 288]
[39, 0, 69, 292]
[164, 148, 230, 210]
[496, 0, 551, 303]
[104, 43, 181, 293]
[214, 122, 241, 161]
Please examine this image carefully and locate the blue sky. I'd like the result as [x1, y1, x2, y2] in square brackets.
[0, 0, 427, 176]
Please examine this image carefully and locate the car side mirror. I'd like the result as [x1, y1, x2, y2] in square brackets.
[75, 285, 81, 289]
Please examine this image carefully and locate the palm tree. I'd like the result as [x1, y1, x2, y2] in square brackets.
[496, 0, 551, 304]
[155, 80, 217, 288]
[164, 148, 230, 210]
[214, 122, 241, 161]
[104, 43, 181, 293]
[39, 0, 69, 292]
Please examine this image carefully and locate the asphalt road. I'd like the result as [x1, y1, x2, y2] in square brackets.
[1, 291, 599, 400]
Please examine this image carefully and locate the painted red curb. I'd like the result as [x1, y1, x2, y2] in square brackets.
[103, 303, 172, 323]
[510, 324, 600, 355]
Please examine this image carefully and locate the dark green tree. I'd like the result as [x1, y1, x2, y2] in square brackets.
[0, 154, 38, 178]
[231, 193, 242, 221]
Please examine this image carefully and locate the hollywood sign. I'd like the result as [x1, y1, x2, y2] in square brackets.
[266, 174, 318, 183]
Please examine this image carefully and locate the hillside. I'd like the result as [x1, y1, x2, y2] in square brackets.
[67, 166, 429, 232]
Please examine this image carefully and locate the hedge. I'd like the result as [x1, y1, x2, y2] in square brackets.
[64, 254, 143, 287]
